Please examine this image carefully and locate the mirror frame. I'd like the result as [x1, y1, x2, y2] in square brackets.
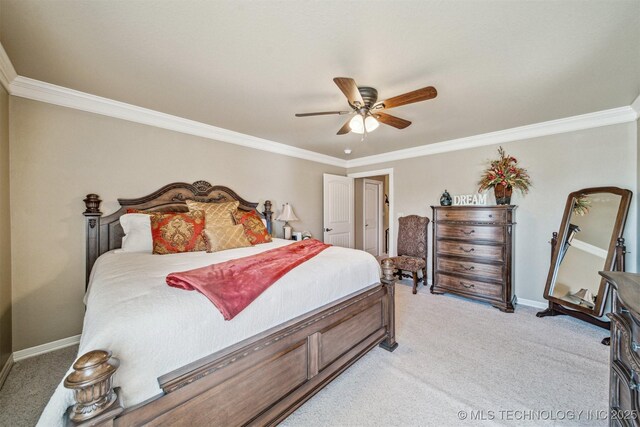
[543, 186, 632, 317]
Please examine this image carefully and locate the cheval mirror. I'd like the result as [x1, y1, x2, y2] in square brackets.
[537, 187, 632, 344]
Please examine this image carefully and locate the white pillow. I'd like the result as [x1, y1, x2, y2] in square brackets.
[119, 213, 152, 253]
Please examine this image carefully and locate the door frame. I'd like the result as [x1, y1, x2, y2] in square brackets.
[362, 179, 384, 256]
[347, 168, 395, 256]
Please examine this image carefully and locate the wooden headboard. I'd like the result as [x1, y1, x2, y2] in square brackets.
[83, 180, 273, 287]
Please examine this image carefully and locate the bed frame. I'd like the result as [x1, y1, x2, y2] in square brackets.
[71, 180, 397, 426]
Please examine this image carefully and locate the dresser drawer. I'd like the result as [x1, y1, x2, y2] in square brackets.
[436, 258, 503, 281]
[436, 208, 506, 223]
[435, 273, 503, 299]
[436, 240, 504, 262]
[610, 363, 640, 426]
[436, 224, 504, 242]
[610, 311, 640, 380]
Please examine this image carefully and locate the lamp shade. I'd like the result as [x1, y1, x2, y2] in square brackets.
[349, 115, 379, 134]
[277, 203, 299, 222]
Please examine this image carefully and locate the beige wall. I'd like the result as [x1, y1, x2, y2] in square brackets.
[9, 97, 343, 350]
[349, 123, 638, 304]
[0, 85, 11, 368]
[7, 94, 638, 349]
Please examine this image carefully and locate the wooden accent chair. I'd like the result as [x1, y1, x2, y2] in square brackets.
[384, 215, 429, 294]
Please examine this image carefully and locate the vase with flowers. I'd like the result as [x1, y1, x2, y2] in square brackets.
[478, 147, 531, 205]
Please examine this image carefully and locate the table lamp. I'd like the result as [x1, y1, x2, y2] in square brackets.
[277, 203, 299, 240]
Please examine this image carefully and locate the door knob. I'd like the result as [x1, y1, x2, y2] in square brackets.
[324, 228, 333, 232]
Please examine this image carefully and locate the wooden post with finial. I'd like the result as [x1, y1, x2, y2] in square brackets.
[263, 200, 273, 235]
[83, 194, 102, 290]
[615, 237, 626, 272]
[379, 258, 398, 352]
[64, 350, 123, 425]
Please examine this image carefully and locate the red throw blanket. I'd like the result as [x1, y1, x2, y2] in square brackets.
[166, 239, 331, 320]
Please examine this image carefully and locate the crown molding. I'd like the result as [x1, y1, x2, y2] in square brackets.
[0, 42, 17, 92]
[345, 106, 637, 168]
[4, 72, 638, 170]
[9, 76, 347, 168]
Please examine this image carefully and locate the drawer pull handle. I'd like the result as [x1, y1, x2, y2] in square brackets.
[460, 282, 475, 289]
[459, 247, 475, 253]
[460, 265, 475, 271]
[462, 230, 475, 235]
[633, 341, 639, 352]
[630, 377, 640, 392]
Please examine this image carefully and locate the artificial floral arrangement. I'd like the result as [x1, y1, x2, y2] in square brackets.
[572, 194, 591, 216]
[478, 146, 532, 205]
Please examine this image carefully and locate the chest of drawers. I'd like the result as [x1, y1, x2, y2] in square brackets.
[431, 205, 516, 312]
[600, 272, 640, 427]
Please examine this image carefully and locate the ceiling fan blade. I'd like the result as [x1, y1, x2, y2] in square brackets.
[374, 112, 412, 129]
[295, 111, 351, 117]
[375, 86, 437, 110]
[333, 77, 364, 107]
[337, 117, 352, 135]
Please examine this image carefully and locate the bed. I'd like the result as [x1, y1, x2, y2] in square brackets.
[39, 181, 397, 426]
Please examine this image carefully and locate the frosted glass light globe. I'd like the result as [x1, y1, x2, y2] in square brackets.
[349, 115, 379, 134]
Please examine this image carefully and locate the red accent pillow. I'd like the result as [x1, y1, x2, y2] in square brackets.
[233, 210, 272, 245]
[149, 211, 207, 254]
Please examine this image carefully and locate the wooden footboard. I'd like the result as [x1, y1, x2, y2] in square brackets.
[65, 260, 397, 426]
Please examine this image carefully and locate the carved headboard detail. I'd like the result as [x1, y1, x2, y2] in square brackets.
[83, 181, 273, 288]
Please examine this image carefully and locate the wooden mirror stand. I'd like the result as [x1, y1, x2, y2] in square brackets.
[536, 187, 632, 345]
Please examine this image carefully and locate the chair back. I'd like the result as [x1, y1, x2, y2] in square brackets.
[397, 215, 429, 259]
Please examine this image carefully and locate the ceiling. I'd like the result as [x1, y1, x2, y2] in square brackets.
[1, 0, 639, 160]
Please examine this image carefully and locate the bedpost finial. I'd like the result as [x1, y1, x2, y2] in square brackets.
[84, 194, 102, 215]
[263, 200, 273, 235]
[64, 350, 121, 422]
[381, 258, 395, 284]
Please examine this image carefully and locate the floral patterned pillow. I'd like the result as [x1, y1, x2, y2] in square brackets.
[149, 210, 207, 255]
[233, 210, 272, 245]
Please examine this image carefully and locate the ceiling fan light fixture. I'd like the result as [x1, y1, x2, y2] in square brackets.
[365, 115, 379, 132]
[349, 115, 364, 133]
[349, 115, 379, 134]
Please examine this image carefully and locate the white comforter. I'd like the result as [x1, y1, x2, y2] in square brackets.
[38, 239, 380, 426]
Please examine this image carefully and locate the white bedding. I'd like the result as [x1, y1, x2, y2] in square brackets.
[38, 239, 380, 426]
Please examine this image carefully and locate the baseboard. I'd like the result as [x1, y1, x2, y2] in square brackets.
[13, 334, 81, 362]
[516, 298, 547, 309]
[0, 353, 13, 390]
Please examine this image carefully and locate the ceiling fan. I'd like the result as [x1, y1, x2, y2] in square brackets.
[295, 77, 437, 137]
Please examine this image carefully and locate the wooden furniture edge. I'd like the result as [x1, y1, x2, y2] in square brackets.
[83, 181, 274, 288]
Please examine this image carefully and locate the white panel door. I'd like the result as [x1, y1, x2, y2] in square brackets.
[323, 174, 354, 248]
[364, 180, 382, 256]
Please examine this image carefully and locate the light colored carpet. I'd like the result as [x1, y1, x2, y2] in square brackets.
[0, 345, 78, 427]
[283, 281, 609, 426]
[0, 281, 609, 426]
